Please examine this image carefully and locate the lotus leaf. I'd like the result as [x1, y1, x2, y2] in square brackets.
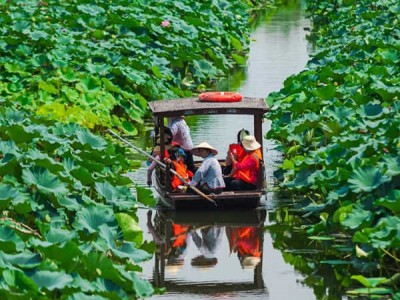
[22, 167, 68, 195]
[0, 226, 25, 252]
[2, 269, 38, 292]
[348, 166, 389, 193]
[75, 129, 107, 150]
[341, 206, 372, 229]
[28, 270, 73, 291]
[2, 252, 41, 269]
[73, 205, 116, 234]
[115, 213, 142, 245]
[351, 275, 389, 290]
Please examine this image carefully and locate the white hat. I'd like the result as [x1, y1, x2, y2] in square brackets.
[241, 135, 261, 151]
[191, 142, 218, 156]
[240, 256, 261, 269]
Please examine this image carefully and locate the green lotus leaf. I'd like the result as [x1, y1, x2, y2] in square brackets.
[38, 81, 58, 94]
[341, 206, 372, 229]
[6, 125, 39, 143]
[68, 292, 109, 300]
[75, 129, 107, 149]
[320, 260, 351, 265]
[57, 195, 81, 211]
[0, 140, 19, 156]
[346, 287, 393, 296]
[115, 213, 142, 245]
[375, 190, 400, 213]
[73, 205, 116, 234]
[0, 226, 25, 252]
[313, 85, 336, 100]
[30, 31, 49, 41]
[3, 252, 42, 269]
[135, 185, 156, 207]
[382, 155, 400, 177]
[70, 166, 95, 185]
[28, 270, 73, 291]
[348, 166, 389, 193]
[45, 227, 77, 244]
[285, 169, 311, 189]
[95, 181, 136, 209]
[98, 225, 150, 262]
[25, 149, 63, 172]
[77, 4, 105, 16]
[351, 275, 387, 288]
[82, 252, 122, 282]
[2, 269, 38, 292]
[378, 48, 399, 64]
[22, 167, 68, 195]
[122, 270, 154, 298]
[0, 183, 17, 201]
[359, 103, 383, 119]
[232, 53, 246, 65]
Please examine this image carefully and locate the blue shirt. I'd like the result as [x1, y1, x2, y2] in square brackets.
[190, 154, 225, 189]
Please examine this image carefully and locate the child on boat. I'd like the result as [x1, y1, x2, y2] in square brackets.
[166, 146, 193, 192]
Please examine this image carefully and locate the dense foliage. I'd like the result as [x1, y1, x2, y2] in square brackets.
[0, 0, 254, 132]
[266, 0, 399, 297]
[0, 0, 275, 298]
[0, 103, 156, 299]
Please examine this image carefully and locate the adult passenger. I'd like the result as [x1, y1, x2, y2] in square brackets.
[187, 142, 225, 195]
[169, 116, 195, 173]
[224, 128, 250, 176]
[225, 135, 262, 191]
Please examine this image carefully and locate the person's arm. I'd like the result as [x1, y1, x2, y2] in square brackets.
[147, 155, 159, 186]
[189, 158, 208, 186]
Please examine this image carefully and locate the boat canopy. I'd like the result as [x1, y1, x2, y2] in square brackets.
[148, 97, 269, 118]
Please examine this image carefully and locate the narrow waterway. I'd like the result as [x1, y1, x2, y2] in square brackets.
[129, 2, 330, 299]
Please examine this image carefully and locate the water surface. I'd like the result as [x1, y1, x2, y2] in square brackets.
[131, 3, 321, 299]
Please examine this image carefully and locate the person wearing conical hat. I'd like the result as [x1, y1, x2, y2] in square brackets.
[188, 142, 225, 195]
[225, 135, 262, 191]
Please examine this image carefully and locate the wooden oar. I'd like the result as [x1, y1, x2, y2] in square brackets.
[108, 129, 217, 206]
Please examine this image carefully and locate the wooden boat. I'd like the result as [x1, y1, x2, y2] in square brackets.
[148, 96, 269, 210]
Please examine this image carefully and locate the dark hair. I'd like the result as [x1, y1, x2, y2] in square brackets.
[237, 129, 250, 143]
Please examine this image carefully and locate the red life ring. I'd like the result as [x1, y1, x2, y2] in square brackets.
[199, 92, 243, 102]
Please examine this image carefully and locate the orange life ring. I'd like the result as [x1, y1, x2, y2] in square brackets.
[199, 92, 243, 102]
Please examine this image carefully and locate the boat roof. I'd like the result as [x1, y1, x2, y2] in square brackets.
[148, 97, 269, 118]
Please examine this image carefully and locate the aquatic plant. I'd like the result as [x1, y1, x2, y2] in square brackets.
[0, 0, 253, 132]
[266, 0, 399, 297]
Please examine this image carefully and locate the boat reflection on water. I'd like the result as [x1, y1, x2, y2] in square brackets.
[146, 209, 267, 297]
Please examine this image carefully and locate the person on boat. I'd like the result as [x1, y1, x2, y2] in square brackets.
[168, 115, 195, 173]
[187, 142, 225, 195]
[146, 134, 174, 187]
[224, 128, 250, 176]
[165, 146, 193, 192]
[224, 135, 262, 191]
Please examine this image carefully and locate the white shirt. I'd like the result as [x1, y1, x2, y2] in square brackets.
[169, 118, 194, 151]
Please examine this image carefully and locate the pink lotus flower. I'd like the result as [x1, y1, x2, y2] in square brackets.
[161, 20, 171, 27]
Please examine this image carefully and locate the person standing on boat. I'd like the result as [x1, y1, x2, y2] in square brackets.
[168, 116, 195, 173]
[187, 142, 225, 195]
[225, 135, 262, 191]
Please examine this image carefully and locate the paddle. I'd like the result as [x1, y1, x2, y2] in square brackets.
[108, 129, 217, 206]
